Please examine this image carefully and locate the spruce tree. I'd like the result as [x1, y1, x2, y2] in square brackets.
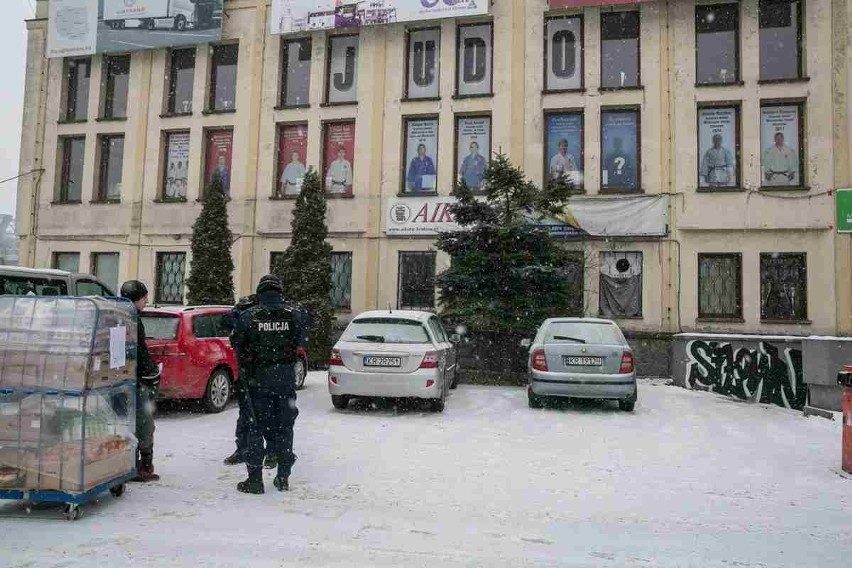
[273, 170, 334, 368]
[436, 153, 575, 334]
[186, 174, 235, 306]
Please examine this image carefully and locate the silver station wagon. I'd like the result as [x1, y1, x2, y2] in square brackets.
[328, 310, 459, 412]
[526, 318, 637, 411]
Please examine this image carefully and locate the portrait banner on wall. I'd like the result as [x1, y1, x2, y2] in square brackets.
[277, 124, 309, 197]
[326, 34, 359, 104]
[270, 0, 489, 35]
[760, 105, 802, 188]
[698, 107, 738, 189]
[323, 121, 356, 194]
[403, 118, 439, 193]
[164, 131, 190, 200]
[48, 0, 224, 58]
[545, 113, 584, 190]
[406, 28, 441, 100]
[456, 116, 491, 192]
[545, 16, 583, 92]
[601, 110, 639, 191]
[205, 129, 233, 196]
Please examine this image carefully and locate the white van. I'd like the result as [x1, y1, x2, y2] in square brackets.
[0, 266, 115, 297]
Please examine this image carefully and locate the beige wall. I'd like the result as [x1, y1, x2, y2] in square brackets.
[16, 0, 851, 335]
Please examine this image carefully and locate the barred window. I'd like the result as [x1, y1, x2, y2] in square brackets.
[331, 252, 353, 310]
[760, 253, 807, 321]
[398, 251, 436, 311]
[698, 253, 742, 319]
[156, 252, 186, 305]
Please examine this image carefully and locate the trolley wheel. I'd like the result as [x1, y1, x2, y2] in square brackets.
[63, 503, 83, 521]
[110, 483, 126, 497]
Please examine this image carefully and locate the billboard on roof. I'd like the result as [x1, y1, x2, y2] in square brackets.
[270, 0, 489, 35]
[48, 0, 224, 58]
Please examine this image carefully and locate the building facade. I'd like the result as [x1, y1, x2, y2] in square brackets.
[15, 0, 852, 339]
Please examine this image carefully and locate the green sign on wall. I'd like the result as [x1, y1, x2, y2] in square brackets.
[837, 189, 852, 233]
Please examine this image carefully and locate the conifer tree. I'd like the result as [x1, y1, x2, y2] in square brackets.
[186, 174, 235, 306]
[273, 170, 334, 367]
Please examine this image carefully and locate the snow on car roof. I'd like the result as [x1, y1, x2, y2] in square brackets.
[353, 310, 435, 322]
[542, 317, 618, 325]
[0, 265, 72, 277]
[144, 305, 232, 314]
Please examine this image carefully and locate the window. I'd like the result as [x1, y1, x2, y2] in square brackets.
[162, 131, 190, 200]
[545, 16, 583, 92]
[91, 252, 120, 293]
[270, 251, 285, 272]
[76, 279, 112, 297]
[759, 0, 803, 81]
[209, 44, 238, 112]
[456, 23, 493, 97]
[193, 314, 228, 338]
[760, 102, 804, 189]
[695, 4, 739, 85]
[601, 12, 640, 89]
[760, 253, 807, 321]
[599, 251, 642, 318]
[325, 35, 359, 104]
[52, 252, 80, 273]
[140, 315, 180, 340]
[455, 115, 491, 192]
[405, 28, 440, 100]
[698, 106, 740, 189]
[97, 135, 124, 201]
[167, 48, 196, 114]
[58, 136, 85, 203]
[276, 123, 308, 198]
[544, 112, 584, 191]
[600, 109, 640, 192]
[204, 129, 233, 196]
[64, 58, 91, 122]
[402, 117, 439, 193]
[321, 120, 356, 195]
[281, 38, 312, 107]
[331, 252, 353, 310]
[102, 55, 130, 119]
[398, 252, 436, 310]
[0, 275, 68, 296]
[155, 252, 186, 304]
[698, 254, 742, 319]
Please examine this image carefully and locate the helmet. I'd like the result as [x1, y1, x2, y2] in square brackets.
[256, 274, 283, 294]
[120, 280, 149, 302]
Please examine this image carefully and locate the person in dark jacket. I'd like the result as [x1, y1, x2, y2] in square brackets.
[231, 275, 306, 494]
[120, 280, 162, 483]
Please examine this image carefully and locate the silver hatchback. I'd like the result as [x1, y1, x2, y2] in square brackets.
[526, 318, 637, 411]
[328, 311, 458, 412]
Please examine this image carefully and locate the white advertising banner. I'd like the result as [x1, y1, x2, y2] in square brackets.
[48, 0, 99, 58]
[386, 197, 458, 236]
[271, 0, 489, 35]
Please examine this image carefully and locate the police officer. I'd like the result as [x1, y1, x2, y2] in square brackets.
[231, 275, 306, 494]
[120, 280, 163, 483]
[222, 275, 282, 468]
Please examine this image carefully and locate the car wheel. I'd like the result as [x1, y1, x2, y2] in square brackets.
[618, 400, 636, 412]
[203, 369, 232, 413]
[174, 15, 187, 31]
[528, 387, 543, 409]
[430, 396, 445, 413]
[295, 358, 307, 390]
[331, 395, 349, 410]
[145, 19, 156, 30]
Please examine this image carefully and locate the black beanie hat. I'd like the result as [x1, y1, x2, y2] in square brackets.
[257, 274, 283, 294]
[120, 280, 148, 302]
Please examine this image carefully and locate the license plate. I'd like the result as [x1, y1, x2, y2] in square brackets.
[564, 356, 604, 366]
[363, 356, 402, 367]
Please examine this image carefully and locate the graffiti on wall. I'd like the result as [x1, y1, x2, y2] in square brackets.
[685, 340, 806, 410]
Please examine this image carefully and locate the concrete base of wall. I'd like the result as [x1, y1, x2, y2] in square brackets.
[809, 384, 844, 412]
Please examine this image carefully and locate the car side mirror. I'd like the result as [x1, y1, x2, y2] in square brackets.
[449, 334, 461, 344]
[520, 338, 532, 349]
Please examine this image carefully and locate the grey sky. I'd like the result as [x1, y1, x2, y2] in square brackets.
[0, 1, 33, 217]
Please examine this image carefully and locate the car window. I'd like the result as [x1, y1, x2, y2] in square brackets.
[141, 315, 180, 339]
[342, 318, 431, 344]
[76, 279, 111, 297]
[429, 318, 447, 343]
[544, 321, 627, 345]
[193, 315, 217, 339]
[0, 275, 69, 296]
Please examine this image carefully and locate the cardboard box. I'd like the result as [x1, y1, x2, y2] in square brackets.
[33, 448, 133, 492]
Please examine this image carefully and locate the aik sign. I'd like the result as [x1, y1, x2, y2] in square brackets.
[386, 197, 458, 236]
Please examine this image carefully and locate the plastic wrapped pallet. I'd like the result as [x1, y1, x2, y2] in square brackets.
[0, 384, 136, 491]
[0, 296, 138, 391]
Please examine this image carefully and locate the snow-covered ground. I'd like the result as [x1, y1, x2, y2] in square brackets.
[2, 376, 850, 567]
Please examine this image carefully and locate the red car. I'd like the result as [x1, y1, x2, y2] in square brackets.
[141, 306, 308, 413]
